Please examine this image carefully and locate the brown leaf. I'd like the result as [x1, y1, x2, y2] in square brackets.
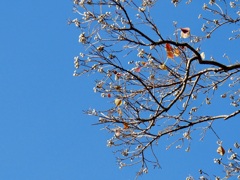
[166, 43, 174, 59]
[114, 85, 122, 91]
[166, 43, 173, 52]
[167, 51, 174, 59]
[217, 146, 225, 156]
[123, 122, 129, 129]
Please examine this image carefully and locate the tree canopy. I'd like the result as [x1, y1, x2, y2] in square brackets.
[70, 0, 240, 179]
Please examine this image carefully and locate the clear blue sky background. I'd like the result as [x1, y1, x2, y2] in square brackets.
[0, 1, 239, 180]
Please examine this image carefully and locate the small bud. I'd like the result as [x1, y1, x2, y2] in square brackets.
[221, 94, 227, 98]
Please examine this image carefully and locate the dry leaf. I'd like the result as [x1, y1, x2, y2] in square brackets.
[174, 48, 181, 57]
[167, 51, 174, 59]
[159, 64, 167, 70]
[166, 43, 173, 52]
[114, 98, 122, 106]
[134, 67, 141, 72]
[166, 43, 174, 59]
[217, 146, 225, 156]
[180, 27, 190, 38]
[141, 61, 147, 66]
[179, 46, 186, 50]
[123, 122, 129, 129]
[114, 85, 121, 91]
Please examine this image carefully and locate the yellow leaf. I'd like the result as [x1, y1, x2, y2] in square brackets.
[141, 61, 147, 66]
[174, 48, 181, 57]
[159, 64, 167, 70]
[115, 98, 122, 106]
[217, 146, 225, 156]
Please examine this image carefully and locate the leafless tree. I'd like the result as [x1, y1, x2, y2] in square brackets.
[70, 0, 240, 179]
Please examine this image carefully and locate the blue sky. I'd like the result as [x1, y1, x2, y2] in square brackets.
[0, 1, 239, 180]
